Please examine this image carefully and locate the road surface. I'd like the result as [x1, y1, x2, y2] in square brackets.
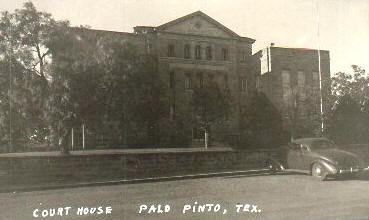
[1, 172, 369, 220]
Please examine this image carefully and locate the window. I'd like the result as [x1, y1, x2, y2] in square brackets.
[221, 48, 228, 60]
[170, 105, 175, 121]
[312, 71, 319, 92]
[241, 78, 247, 92]
[146, 43, 152, 54]
[197, 73, 204, 88]
[312, 71, 319, 82]
[167, 44, 175, 57]
[282, 70, 291, 104]
[184, 44, 190, 59]
[224, 74, 228, 88]
[297, 71, 305, 87]
[298, 71, 306, 100]
[207, 74, 214, 86]
[195, 45, 201, 60]
[169, 72, 175, 89]
[184, 73, 192, 90]
[205, 46, 212, 60]
[241, 50, 247, 62]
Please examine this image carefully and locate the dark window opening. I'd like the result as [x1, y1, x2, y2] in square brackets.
[185, 73, 192, 90]
[169, 72, 175, 89]
[168, 44, 175, 57]
[195, 45, 201, 60]
[224, 74, 228, 88]
[184, 44, 191, 59]
[206, 46, 212, 60]
[197, 73, 204, 88]
[241, 78, 247, 92]
[221, 48, 229, 60]
[241, 50, 247, 61]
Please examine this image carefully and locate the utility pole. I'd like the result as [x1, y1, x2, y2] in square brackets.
[8, 25, 13, 152]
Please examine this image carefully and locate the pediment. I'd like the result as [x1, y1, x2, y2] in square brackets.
[157, 11, 239, 39]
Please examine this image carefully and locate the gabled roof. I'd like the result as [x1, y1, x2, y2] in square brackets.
[156, 11, 255, 43]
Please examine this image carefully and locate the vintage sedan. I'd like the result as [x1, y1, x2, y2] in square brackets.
[267, 138, 369, 180]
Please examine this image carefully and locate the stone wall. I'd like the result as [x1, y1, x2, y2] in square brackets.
[0, 148, 278, 187]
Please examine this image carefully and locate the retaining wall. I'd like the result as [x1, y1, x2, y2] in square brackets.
[0, 148, 279, 187]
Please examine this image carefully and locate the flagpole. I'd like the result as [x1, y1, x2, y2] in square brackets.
[316, 0, 324, 135]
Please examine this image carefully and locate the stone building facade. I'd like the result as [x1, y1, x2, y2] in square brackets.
[69, 11, 330, 146]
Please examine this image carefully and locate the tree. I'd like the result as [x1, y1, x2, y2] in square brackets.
[331, 65, 368, 106]
[240, 91, 285, 148]
[190, 83, 231, 148]
[0, 2, 70, 152]
[327, 94, 365, 144]
[0, 2, 70, 83]
[49, 29, 167, 150]
[326, 66, 369, 144]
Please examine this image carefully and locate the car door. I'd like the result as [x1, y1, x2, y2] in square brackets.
[300, 144, 313, 171]
[287, 143, 304, 170]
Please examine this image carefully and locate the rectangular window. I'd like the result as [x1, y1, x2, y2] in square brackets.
[184, 44, 190, 59]
[195, 45, 201, 60]
[167, 44, 175, 57]
[207, 74, 214, 86]
[224, 74, 228, 88]
[169, 72, 175, 89]
[312, 71, 319, 93]
[221, 48, 228, 60]
[241, 50, 247, 62]
[312, 71, 319, 82]
[297, 71, 305, 87]
[241, 78, 247, 92]
[206, 46, 212, 60]
[197, 73, 204, 88]
[298, 71, 305, 100]
[146, 43, 152, 54]
[282, 70, 291, 104]
[184, 73, 192, 90]
[170, 105, 175, 121]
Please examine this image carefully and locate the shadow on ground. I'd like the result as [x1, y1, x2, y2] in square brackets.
[223, 170, 369, 182]
[222, 170, 301, 179]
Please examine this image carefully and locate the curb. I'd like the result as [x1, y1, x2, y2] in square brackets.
[0, 169, 270, 194]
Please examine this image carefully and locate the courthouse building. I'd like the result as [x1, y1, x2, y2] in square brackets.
[70, 11, 330, 145]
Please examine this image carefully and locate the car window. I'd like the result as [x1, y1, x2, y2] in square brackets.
[301, 144, 310, 151]
[311, 140, 335, 149]
[288, 143, 300, 150]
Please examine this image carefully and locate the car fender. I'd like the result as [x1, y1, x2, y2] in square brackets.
[311, 159, 337, 175]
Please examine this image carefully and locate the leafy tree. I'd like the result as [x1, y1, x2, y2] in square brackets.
[240, 91, 285, 148]
[331, 65, 368, 106]
[190, 83, 231, 147]
[326, 66, 369, 144]
[0, 1, 71, 152]
[49, 29, 167, 150]
[327, 94, 365, 144]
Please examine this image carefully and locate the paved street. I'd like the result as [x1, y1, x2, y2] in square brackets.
[1, 172, 369, 220]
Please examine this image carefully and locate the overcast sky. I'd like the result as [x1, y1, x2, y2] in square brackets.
[1, 0, 368, 74]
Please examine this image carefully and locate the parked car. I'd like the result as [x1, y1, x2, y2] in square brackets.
[266, 137, 369, 180]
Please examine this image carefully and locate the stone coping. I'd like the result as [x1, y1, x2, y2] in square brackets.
[0, 147, 240, 158]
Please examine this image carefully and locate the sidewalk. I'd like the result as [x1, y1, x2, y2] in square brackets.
[0, 169, 270, 194]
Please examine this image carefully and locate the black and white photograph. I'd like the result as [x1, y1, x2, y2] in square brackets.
[0, 0, 369, 219]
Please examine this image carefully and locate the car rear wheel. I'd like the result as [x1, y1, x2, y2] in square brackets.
[311, 163, 327, 181]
